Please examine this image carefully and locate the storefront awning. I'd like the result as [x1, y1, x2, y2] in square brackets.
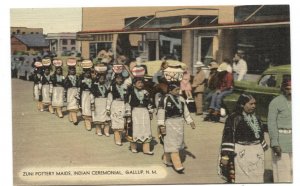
[77, 28, 168, 35]
[77, 20, 289, 41]
[171, 21, 290, 31]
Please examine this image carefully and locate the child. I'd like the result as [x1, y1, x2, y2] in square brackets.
[64, 58, 80, 125]
[106, 70, 127, 146]
[91, 65, 110, 136]
[125, 66, 154, 154]
[50, 59, 65, 118]
[78, 60, 94, 131]
[39, 58, 54, 113]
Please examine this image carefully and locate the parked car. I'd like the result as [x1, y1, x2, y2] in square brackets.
[223, 64, 291, 126]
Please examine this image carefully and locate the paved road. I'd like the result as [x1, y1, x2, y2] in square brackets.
[12, 78, 273, 185]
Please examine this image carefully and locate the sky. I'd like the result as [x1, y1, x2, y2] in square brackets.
[10, 8, 82, 34]
[2, 0, 300, 186]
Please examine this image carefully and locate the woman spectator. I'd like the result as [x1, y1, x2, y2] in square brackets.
[218, 93, 268, 183]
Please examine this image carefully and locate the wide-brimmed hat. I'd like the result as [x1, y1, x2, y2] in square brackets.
[217, 63, 228, 72]
[116, 55, 127, 64]
[194, 61, 205, 68]
[101, 57, 111, 64]
[208, 62, 219, 69]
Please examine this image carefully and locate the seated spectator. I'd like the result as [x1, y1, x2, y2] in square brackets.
[206, 63, 233, 122]
[203, 61, 219, 111]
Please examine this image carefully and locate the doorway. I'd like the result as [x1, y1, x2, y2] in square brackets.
[148, 41, 157, 61]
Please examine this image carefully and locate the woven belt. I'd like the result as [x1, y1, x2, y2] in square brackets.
[278, 128, 292, 134]
[236, 140, 260, 145]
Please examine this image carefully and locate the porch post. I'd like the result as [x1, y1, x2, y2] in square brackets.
[181, 17, 193, 70]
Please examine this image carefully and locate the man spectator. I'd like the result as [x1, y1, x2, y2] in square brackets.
[267, 79, 292, 183]
[203, 61, 219, 113]
[191, 61, 206, 115]
[232, 50, 248, 81]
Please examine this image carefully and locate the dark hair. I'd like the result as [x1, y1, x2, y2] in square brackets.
[133, 77, 144, 84]
[168, 82, 180, 92]
[234, 93, 255, 114]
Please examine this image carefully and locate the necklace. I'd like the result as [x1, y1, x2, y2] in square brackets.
[83, 78, 92, 88]
[242, 112, 261, 138]
[134, 88, 144, 104]
[169, 94, 182, 113]
[68, 75, 77, 86]
[45, 74, 50, 82]
[116, 84, 125, 99]
[56, 75, 63, 82]
[98, 84, 106, 97]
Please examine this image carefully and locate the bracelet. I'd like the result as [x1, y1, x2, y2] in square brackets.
[221, 156, 229, 160]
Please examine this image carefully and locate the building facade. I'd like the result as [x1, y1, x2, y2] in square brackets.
[11, 27, 43, 36]
[11, 34, 49, 54]
[78, 5, 290, 74]
[46, 33, 81, 57]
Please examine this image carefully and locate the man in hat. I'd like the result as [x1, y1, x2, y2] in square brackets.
[191, 61, 206, 115]
[232, 50, 247, 81]
[106, 72, 127, 146]
[203, 61, 219, 114]
[64, 60, 80, 125]
[90, 65, 110, 136]
[207, 63, 233, 122]
[157, 82, 196, 173]
[124, 66, 154, 155]
[268, 79, 292, 182]
[50, 60, 65, 118]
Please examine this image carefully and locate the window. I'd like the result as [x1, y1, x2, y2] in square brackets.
[89, 42, 112, 59]
[71, 39, 76, 45]
[71, 47, 76, 51]
[36, 32, 39, 34]
[94, 34, 113, 42]
[17, 30, 20, 34]
[62, 39, 68, 45]
[62, 47, 67, 51]
[31, 32, 34, 34]
[258, 74, 277, 87]
[22, 32, 25, 35]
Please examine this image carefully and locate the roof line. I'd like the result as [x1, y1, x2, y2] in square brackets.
[171, 20, 290, 31]
[77, 20, 289, 35]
